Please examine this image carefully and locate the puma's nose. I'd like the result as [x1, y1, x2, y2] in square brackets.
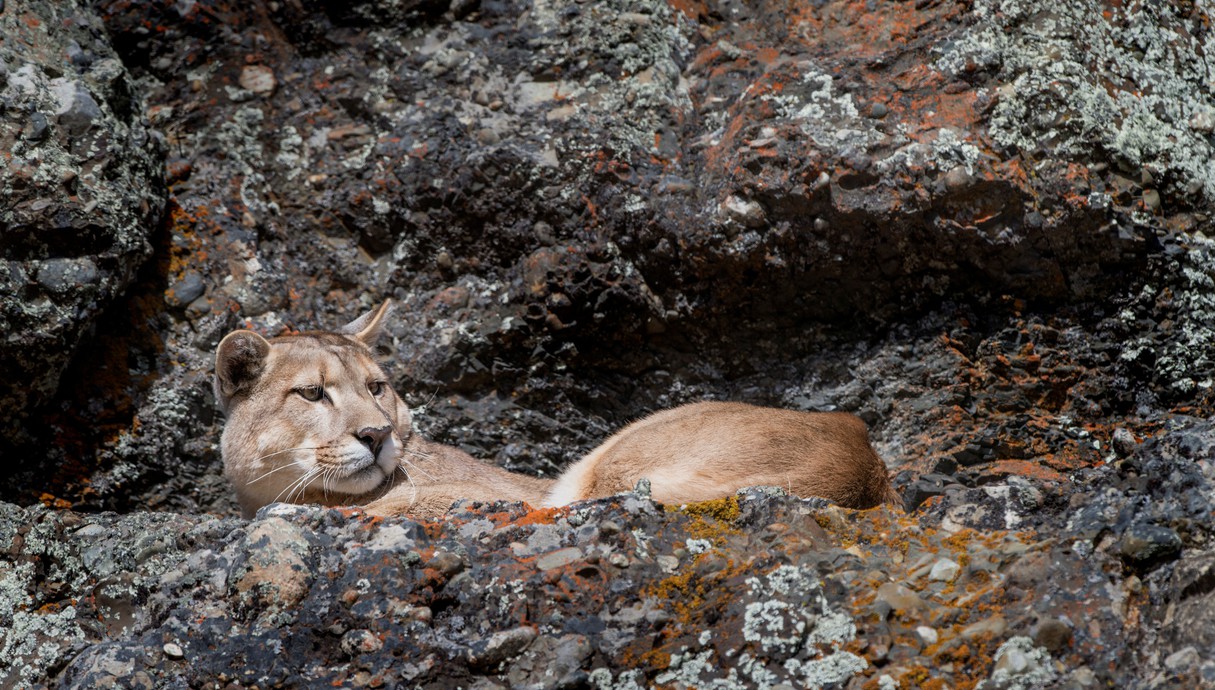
[356, 426, 392, 456]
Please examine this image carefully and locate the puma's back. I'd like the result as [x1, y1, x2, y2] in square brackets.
[545, 401, 899, 510]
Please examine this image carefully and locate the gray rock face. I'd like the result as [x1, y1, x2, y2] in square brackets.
[0, 0, 165, 443]
[3, 0, 1215, 686]
[6, 416, 1215, 690]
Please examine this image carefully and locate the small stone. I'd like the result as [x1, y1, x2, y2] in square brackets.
[875, 583, 927, 615]
[54, 82, 102, 135]
[1119, 523, 1182, 571]
[598, 520, 621, 537]
[475, 127, 499, 145]
[916, 626, 939, 646]
[870, 102, 888, 118]
[167, 270, 205, 307]
[633, 477, 652, 498]
[1189, 110, 1215, 133]
[240, 65, 277, 95]
[943, 165, 973, 192]
[657, 555, 679, 572]
[37, 258, 99, 294]
[929, 558, 961, 582]
[1033, 618, 1072, 652]
[341, 629, 383, 656]
[1142, 189, 1161, 211]
[961, 614, 1007, 640]
[1111, 428, 1138, 456]
[162, 642, 185, 660]
[467, 626, 537, 669]
[1165, 646, 1200, 673]
[722, 194, 767, 228]
[536, 547, 582, 571]
[608, 552, 630, 568]
[428, 551, 466, 577]
[26, 112, 49, 141]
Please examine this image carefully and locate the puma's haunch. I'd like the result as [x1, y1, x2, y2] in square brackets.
[545, 401, 900, 510]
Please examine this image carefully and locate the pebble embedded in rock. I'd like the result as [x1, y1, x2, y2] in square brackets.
[721, 195, 767, 228]
[943, 165, 973, 192]
[167, 270, 206, 307]
[429, 551, 466, 577]
[1142, 189, 1161, 211]
[162, 642, 184, 660]
[341, 629, 383, 656]
[239, 65, 276, 95]
[929, 558, 960, 582]
[26, 112, 49, 141]
[466, 626, 537, 669]
[536, 547, 582, 571]
[1033, 618, 1072, 652]
[1111, 428, 1138, 456]
[54, 82, 102, 135]
[36, 258, 100, 294]
[1119, 523, 1182, 571]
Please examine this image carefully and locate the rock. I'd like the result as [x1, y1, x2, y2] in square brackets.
[1119, 523, 1183, 572]
[983, 637, 1057, 689]
[0, 0, 164, 448]
[238, 65, 276, 95]
[1032, 618, 1072, 653]
[341, 629, 384, 656]
[929, 558, 961, 582]
[4, 0, 1215, 686]
[536, 547, 583, 571]
[428, 550, 466, 578]
[467, 626, 538, 669]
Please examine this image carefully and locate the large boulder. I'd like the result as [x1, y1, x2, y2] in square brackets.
[0, 0, 165, 444]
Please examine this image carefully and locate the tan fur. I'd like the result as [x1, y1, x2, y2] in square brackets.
[215, 301, 899, 519]
[545, 401, 900, 510]
[214, 301, 551, 519]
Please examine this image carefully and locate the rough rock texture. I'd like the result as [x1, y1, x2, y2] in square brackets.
[4, 0, 1215, 686]
[0, 0, 166, 444]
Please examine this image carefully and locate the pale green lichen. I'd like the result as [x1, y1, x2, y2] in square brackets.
[1118, 237, 1215, 395]
[939, 0, 1215, 204]
[653, 564, 867, 689]
[977, 636, 1058, 690]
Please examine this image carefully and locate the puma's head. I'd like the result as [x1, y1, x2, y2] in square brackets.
[214, 300, 409, 518]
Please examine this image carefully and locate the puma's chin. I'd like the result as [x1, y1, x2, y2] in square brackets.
[326, 460, 385, 496]
[334, 439, 399, 494]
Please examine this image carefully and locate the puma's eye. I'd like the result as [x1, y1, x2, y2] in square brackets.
[368, 381, 386, 397]
[296, 386, 324, 402]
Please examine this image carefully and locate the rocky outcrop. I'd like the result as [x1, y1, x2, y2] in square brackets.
[0, 0, 166, 444]
[4, 413, 1215, 688]
[3, 0, 1215, 686]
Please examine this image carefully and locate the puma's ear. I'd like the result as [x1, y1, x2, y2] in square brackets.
[338, 299, 394, 348]
[214, 330, 271, 411]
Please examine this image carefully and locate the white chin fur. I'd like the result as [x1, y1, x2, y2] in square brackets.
[331, 445, 389, 494]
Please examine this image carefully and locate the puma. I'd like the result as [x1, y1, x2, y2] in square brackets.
[213, 301, 900, 518]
